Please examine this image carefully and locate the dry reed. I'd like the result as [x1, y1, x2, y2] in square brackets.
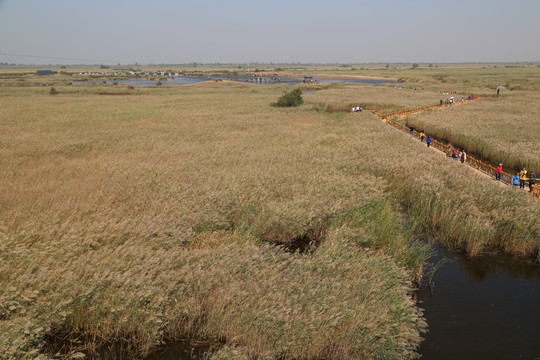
[0, 75, 538, 359]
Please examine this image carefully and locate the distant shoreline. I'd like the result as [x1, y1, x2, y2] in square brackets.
[298, 74, 399, 82]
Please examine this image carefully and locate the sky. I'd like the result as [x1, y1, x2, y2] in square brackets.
[0, 0, 539, 65]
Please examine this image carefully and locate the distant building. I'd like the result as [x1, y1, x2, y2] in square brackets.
[37, 70, 53, 75]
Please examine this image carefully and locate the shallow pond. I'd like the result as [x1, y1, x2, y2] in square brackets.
[417, 243, 540, 359]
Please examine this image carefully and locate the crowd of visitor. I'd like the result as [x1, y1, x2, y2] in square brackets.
[511, 167, 537, 192]
[407, 124, 537, 193]
[439, 93, 480, 107]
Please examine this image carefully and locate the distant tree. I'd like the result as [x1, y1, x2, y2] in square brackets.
[49, 87, 58, 95]
[274, 88, 303, 107]
[412, 63, 419, 69]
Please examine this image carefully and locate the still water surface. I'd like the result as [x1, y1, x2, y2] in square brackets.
[417, 243, 540, 359]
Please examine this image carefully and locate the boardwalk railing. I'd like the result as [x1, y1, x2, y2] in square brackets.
[369, 103, 540, 200]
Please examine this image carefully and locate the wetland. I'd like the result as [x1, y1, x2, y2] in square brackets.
[0, 64, 538, 359]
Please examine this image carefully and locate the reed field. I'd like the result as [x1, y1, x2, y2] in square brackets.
[0, 67, 539, 359]
[302, 64, 540, 173]
[401, 90, 540, 172]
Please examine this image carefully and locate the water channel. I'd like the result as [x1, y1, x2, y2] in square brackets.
[417, 243, 540, 359]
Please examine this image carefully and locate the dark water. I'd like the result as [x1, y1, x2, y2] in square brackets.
[417, 244, 540, 359]
[145, 340, 214, 360]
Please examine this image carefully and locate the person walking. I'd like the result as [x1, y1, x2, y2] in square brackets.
[529, 171, 536, 192]
[409, 124, 415, 136]
[426, 135, 432, 148]
[512, 172, 520, 188]
[519, 167, 528, 189]
[495, 163, 503, 181]
[452, 148, 460, 161]
[419, 131, 426, 143]
[460, 150, 467, 164]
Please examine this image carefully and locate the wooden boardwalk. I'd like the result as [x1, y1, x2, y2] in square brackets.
[368, 99, 540, 200]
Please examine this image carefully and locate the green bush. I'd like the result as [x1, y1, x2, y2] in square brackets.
[275, 88, 303, 107]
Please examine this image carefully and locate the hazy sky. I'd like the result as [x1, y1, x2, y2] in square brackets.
[1, 0, 539, 64]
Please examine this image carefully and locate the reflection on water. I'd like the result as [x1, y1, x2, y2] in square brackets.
[417, 243, 540, 359]
[456, 249, 540, 283]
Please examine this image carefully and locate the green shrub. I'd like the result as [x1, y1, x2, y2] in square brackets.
[274, 88, 303, 107]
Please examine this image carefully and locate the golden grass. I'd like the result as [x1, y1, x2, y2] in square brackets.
[0, 84, 425, 359]
[402, 91, 540, 172]
[303, 82, 442, 114]
[0, 77, 538, 359]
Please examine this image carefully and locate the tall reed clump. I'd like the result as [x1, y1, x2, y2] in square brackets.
[29, 229, 427, 360]
[336, 200, 431, 281]
[382, 153, 540, 261]
[163, 230, 426, 360]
